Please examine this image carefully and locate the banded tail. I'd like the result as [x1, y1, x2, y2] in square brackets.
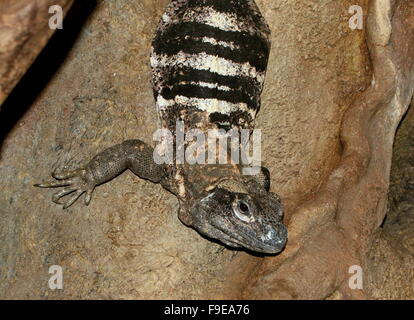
[151, 0, 271, 131]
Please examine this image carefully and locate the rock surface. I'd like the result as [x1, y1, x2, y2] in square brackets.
[0, 0, 413, 299]
[0, 0, 74, 107]
[366, 99, 414, 299]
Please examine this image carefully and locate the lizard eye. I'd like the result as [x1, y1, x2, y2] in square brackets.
[233, 199, 254, 222]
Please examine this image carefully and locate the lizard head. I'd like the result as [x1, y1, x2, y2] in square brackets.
[181, 167, 288, 254]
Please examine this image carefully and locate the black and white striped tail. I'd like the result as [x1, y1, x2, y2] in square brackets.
[151, 0, 271, 131]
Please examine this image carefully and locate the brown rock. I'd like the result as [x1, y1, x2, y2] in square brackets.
[366, 98, 414, 299]
[0, 0, 74, 107]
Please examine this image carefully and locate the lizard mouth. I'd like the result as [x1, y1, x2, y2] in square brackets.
[197, 222, 245, 249]
[212, 219, 288, 254]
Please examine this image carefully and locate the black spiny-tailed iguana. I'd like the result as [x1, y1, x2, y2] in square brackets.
[36, 0, 288, 254]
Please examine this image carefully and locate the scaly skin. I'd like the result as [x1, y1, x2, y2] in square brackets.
[36, 0, 288, 254]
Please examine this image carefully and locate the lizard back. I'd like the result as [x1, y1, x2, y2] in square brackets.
[151, 0, 271, 133]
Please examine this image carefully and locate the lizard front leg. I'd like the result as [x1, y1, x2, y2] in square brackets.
[35, 140, 165, 209]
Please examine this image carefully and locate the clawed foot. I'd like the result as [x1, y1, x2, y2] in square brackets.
[35, 168, 95, 209]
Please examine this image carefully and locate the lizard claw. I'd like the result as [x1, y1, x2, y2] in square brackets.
[35, 168, 95, 209]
